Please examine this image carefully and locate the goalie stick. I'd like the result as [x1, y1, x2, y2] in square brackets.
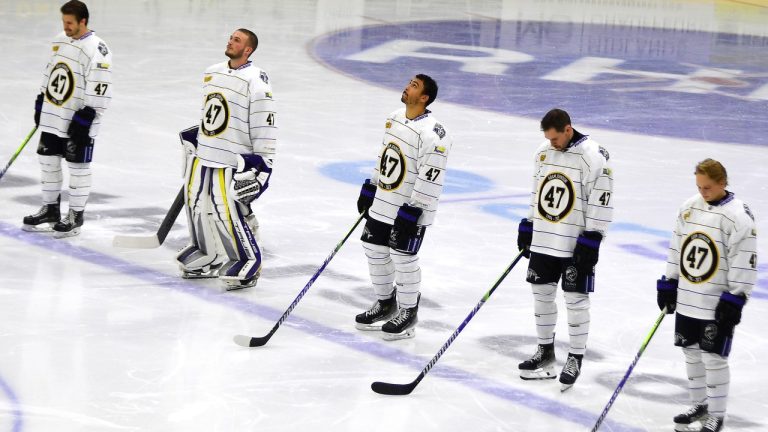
[233, 213, 365, 348]
[112, 187, 184, 248]
[0, 126, 37, 183]
[371, 250, 526, 395]
[590, 308, 667, 431]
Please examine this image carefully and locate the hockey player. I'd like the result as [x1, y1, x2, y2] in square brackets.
[23, 0, 112, 238]
[175, 28, 276, 290]
[355, 74, 452, 341]
[516, 108, 613, 391]
[657, 159, 757, 432]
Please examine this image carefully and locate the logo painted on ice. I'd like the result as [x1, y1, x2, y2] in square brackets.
[311, 21, 768, 146]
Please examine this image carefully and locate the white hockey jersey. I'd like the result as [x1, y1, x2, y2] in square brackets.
[195, 61, 277, 169]
[527, 133, 614, 258]
[39, 31, 113, 139]
[665, 192, 757, 320]
[368, 108, 452, 226]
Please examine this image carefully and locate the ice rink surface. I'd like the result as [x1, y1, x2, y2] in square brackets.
[0, 0, 767, 431]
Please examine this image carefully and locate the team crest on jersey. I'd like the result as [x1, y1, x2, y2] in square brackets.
[385, 121, 392, 129]
[539, 154, 546, 162]
[204, 75, 212, 82]
[45, 62, 74, 106]
[537, 172, 575, 223]
[683, 211, 691, 221]
[98, 42, 108, 56]
[52, 45, 59, 52]
[378, 142, 406, 191]
[680, 231, 719, 283]
[260, 71, 269, 84]
[433, 123, 446, 139]
[201, 92, 229, 137]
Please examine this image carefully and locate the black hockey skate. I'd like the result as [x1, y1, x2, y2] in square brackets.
[673, 404, 709, 432]
[355, 295, 397, 331]
[52, 209, 84, 238]
[518, 343, 556, 380]
[559, 353, 583, 392]
[22, 196, 60, 232]
[381, 294, 419, 341]
[700, 415, 724, 432]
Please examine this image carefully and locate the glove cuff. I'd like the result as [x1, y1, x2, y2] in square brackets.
[720, 291, 746, 307]
[236, 153, 271, 174]
[361, 179, 376, 197]
[657, 276, 678, 291]
[397, 204, 423, 223]
[73, 106, 96, 125]
[577, 231, 603, 249]
[519, 218, 533, 233]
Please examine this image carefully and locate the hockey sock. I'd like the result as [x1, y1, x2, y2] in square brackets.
[67, 161, 91, 212]
[564, 291, 590, 355]
[39, 154, 63, 205]
[391, 250, 420, 308]
[532, 283, 557, 345]
[364, 243, 396, 300]
[702, 351, 730, 417]
[683, 346, 708, 406]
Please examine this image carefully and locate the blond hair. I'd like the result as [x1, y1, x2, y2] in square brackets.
[695, 158, 728, 186]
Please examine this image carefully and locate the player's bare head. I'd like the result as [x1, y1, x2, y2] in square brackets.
[541, 108, 573, 151]
[60, 0, 89, 37]
[695, 158, 728, 186]
[695, 158, 728, 201]
[416, 74, 438, 107]
[402, 75, 438, 108]
[226, 29, 258, 60]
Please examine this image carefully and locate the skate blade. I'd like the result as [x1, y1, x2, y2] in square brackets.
[22, 224, 55, 233]
[382, 327, 415, 341]
[53, 227, 81, 238]
[355, 323, 385, 331]
[223, 280, 257, 291]
[181, 271, 218, 279]
[560, 383, 574, 392]
[674, 423, 702, 432]
[519, 366, 556, 380]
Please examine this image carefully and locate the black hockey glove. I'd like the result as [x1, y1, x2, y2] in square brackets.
[357, 179, 376, 216]
[34, 93, 44, 126]
[68, 106, 96, 148]
[231, 154, 272, 205]
[656, 276, 677, 314]
[517, 218, 533, 258]
[389, 204, 424, 253]
[572, 231, 602, 273]
[715, 291, 747, 328]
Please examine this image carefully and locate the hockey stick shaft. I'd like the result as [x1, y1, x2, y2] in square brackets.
[112, 187, 184, 248]
[233, 213, 365, 348]
[590, 308, 667, 432]
[0, 126, 38, 182]
[371, 250, 526, 395]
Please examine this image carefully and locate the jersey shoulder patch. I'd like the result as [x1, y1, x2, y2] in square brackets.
[260, 71, 269, 84]
[432, 123, 446, 139]
[598, 146, 610, 161]
[98, 41, 109, 56]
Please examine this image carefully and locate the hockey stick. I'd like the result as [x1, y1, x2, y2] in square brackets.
[0, 126, 38, 183]
[233, 213, 365, 348]
[590, 308, 667, 431]
[371, 250, 526, 395]
[112, 187, 184, 248]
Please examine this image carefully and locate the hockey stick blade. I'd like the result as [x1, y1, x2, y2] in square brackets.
[370, 251, 526, 396]
[371, 377, 420, 395]
[112, 187, 184, 248]
[232, 334, 269, 348]
[233, 213, 365, 348]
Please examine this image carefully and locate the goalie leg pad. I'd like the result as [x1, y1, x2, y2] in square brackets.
[210, 168, 262, 289]
[176, 162, 224, 274]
